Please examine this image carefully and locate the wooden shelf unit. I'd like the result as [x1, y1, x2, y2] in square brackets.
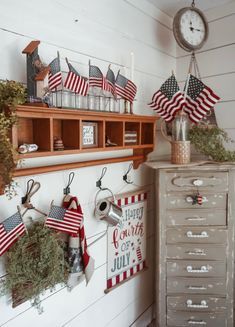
[12, 105, 158, 174]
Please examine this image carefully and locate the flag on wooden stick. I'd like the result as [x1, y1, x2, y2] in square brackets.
[64, 58, 88, 96]
[48, 52, 62, 90]
[0, 211, 26, 256]
[115, 71, 137, 103]
[183, 74, 220, 123]
[148, 75, 185, 122]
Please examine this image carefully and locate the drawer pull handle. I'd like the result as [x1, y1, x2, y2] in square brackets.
[187, 265, 209, 273]
[187, 286, 207, 290]
[186, 217, 206, 221]
[188, 320, 207, 325]
[193, 179, 204, 186]
[187, 250, 206, 256]
[187, 231, 208, 238]
[186, 196, 208, 204]
[187, 299, 208, 309]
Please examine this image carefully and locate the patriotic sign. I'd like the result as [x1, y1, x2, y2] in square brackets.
[148, 74, 185, 122]
[115, 72, 137, 103]
[48, 55, 62, 90]
[106, 190, 147, 291]
[45, 205, 83, 235]
[0, 211, 26, 256]
[64, 59, 88, 96]
[184, 74, 220, 123]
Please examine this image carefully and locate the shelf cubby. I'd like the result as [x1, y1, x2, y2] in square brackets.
[141, 122, 154, 145]
[53, 119, 80, 151]
[105, 121, 124, 147]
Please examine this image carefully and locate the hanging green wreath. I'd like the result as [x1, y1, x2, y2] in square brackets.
[189, 125, 235, 162]
[0, 222, 69, 313]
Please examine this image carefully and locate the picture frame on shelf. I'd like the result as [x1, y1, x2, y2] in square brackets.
[81, 121, 98, 148]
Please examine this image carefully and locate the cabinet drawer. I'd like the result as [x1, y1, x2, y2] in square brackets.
[167, 244, 226, 260]
[166, 193, 227, 209]
[166, 172, 228, 192]
[166, 227, 227, 244]
[167, 260, 226, 277]
[166, 209, 226, 226]
[167, 311, 226, 327]
[167, 295, 227, 312]
[167, 277, 226, 295]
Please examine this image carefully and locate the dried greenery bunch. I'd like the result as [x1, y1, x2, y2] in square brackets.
[0, 80, 26, 195]
[189, 125, 235, 162]
[1, 222, 69, 313]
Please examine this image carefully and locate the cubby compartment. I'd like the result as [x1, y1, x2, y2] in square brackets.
[105, 121, 124, 147]
[81, 120, 104, 149]
[141, 122, 154, 145]
[16, 117, 51, 152]
[124, 122, 140, 146]
[53, 119, 80, 151]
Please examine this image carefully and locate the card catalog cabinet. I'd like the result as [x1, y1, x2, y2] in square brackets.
[156, 167, 235, 327]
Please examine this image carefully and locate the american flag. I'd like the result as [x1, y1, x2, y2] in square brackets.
[64, 60, 88, 96]
[89, 64, 106, 89]
[0, 211, 26, 256]
[183, 74, 220, 123]
[45, 205, 83, 235]
[104, 67, 116, 95]
[48, 55, 62, 90]
[115, 72, 137, 103]
[148, 75, 185, 122]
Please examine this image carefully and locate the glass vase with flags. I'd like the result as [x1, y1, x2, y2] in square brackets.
[64, 58, 88, 109]
[88, 62, 106, 111]
[48, 51, 62, 108]
[115, 70, 137, 114]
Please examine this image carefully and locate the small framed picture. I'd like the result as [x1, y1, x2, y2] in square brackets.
[82, 122, 98, 148]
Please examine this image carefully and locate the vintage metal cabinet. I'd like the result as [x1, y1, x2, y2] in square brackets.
[155, 166, 235, 327]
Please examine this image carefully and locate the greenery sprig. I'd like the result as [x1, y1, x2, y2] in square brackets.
[189, 125, 235, 162]
[0, 222, 69, 313]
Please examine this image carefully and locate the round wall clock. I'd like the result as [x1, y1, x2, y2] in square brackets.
[173, 5, 209, 52]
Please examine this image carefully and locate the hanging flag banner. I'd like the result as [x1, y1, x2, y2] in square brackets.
[105, 189, 147, 292]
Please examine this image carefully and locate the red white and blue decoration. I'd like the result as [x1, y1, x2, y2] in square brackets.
[106, 190, 147, 291]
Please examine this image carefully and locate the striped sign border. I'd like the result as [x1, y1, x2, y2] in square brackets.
[115, 192, 147, 207]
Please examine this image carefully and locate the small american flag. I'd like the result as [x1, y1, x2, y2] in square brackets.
[48, 55, 62, 90]
[136, 246, 142, 262]
[64, 60, 88, 96]
[0, 211, 26, 256]
[105, 67, 116, 95]
[45, 205, 83, 235]
[148, 75, 185, 122]
[89, 64, 106, 89]
[184, 74, 220, 123]
[115, 72, 137, 103]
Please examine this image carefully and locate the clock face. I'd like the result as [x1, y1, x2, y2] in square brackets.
[173, 7, 208, 52]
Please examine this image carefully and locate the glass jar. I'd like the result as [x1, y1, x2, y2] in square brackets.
[172, 111, 189, 141]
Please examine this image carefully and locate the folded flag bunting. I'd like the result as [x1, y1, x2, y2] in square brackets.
[89, 64, 106, 90]
[45, 205, 83, 235]
[64, 59, 88, 96]
[48, 53, 62, 90]
[115, 72, 137, 103]
[0, 211, 26, 256]
[105, 67, 116, 96]
[148, 75, 185, 122]
[183, 74, 220, 123]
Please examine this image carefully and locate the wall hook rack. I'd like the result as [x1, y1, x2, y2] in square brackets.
[123, 163, 134, 184]
[96, 167, 107, 190]
[64, 172, 75, 195]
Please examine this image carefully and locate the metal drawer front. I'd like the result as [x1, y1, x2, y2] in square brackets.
[167, 244, 226, 260]
[167, 260, 226, 277]
[167, 277, 226, 295]
[166, 209, 226, 226]
[167, 295, 227, 312]
[166, 227, 227, 244]
[166, 172, 228, 192]
[167, 311, 226, 327]
[166, 193, 227, 209]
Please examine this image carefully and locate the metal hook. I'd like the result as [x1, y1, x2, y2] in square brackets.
[123, 163, 133, 184]
[21, 179, 41, 204]
[64, 172, 75, 195]
[191, 0, 195, 7]
[96, 167, 107, 190]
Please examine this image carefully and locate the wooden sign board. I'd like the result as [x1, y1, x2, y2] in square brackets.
[105, 189, 147, 292]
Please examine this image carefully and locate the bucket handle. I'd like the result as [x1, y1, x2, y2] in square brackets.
[94, 187, 116, 208]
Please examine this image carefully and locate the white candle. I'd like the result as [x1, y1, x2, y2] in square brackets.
[130, 52, 135, 81]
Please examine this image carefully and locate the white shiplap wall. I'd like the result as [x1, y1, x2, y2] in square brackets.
[0, 1, 175, 326]
[176, 2, 235, 148]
